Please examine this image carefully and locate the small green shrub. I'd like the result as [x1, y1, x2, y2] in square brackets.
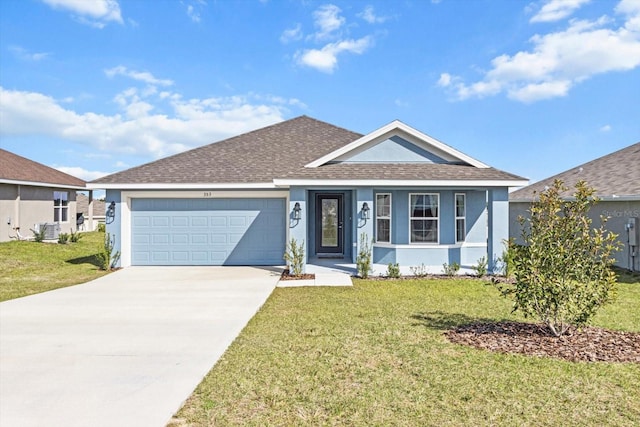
[497, 238, 516, 278]
[409, 264, 429, 278]
[30, 226, 47, 243]
[386, 262, 400, 278]
[356, 232, 373, 279]
[283, 238, 305, 276]
[97, 223, 106, 233]
[58, 233, 69, 244]
[96, 232, 121, 271]
[442, 262, 460, 277]
[471, 256, 487, 277]
[69, 229, 83, 243]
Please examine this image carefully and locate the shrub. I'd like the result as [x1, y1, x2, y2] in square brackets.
[57, 233, 69, 244]
[283, 238, 305, 276]
[356, 232, 373, 279]
[69, 229, 83, 243]
[96, 232, 121, 271]
[386, 262, 401, 278]
[97, 223, 106, 233]
[442, 262, 460, 277]
[30, 225, 47, 243]
[497, 238, 516, 278]
[409, 264, 429, 278]
[497, 180, 621, 337]
[471, 256, 487, 277]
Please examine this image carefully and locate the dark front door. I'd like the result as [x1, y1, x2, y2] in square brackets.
[315, 193, 344, 255]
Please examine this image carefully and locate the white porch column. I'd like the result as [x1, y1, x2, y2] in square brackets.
[88, 190, 94, 231]
[487, 188, 509, 274]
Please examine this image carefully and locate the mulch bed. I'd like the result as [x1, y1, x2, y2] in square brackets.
[445, 321, 640, 363]
[280, 269, 316, 281]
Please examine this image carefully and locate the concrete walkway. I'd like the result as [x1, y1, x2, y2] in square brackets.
[0, 266, 281, 427]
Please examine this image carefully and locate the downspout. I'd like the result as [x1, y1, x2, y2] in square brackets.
[14, 185, 21, 231]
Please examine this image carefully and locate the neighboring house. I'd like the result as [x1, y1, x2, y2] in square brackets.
[510, 143, 640, 272]
[76, 193, 106, 231]
[89, 116, 527, 273]
[0, 149, 86, 242]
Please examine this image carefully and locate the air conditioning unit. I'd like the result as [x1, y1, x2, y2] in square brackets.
[39, 223, 61, 240]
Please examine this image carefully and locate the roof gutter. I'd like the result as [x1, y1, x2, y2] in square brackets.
[0, 178, 86, 190]
[86, 182, 279, 190]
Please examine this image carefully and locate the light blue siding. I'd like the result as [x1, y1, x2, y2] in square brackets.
[131, 198, 285, 265]
[340, 136, 448, 164]
[105, 190, 122, 268]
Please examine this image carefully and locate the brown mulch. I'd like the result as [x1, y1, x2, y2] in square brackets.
[445, 321, 640, 363]
[280, 269, 315, 281]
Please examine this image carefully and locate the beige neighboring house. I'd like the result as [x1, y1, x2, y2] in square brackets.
[0, 149, 87, 242]
[76, 193, 106, 231]
[510, 143, 640, 272]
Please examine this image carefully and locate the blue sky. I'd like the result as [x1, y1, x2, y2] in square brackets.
[1, 0, 639, 187]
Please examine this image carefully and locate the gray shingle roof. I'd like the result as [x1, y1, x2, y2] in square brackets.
[0, 149, 86, 188]
[510, 142, 640, 201]
[91, 116, 525, 185]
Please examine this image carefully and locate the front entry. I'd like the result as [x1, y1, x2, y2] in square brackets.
[315, 193, 344, 255]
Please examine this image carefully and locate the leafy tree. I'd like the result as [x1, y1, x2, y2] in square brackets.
[499, 180, 621, 337]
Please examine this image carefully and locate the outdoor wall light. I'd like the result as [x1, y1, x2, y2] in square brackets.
[292, 202, 302, 220]
[361, 202, 370, 220]
[106, 201, 116, 224]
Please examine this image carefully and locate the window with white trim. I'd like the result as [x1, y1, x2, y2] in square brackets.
[455, 193, 466, 243]
[54, 191, 69, 222]
[410, 193, 439, 243]
[376, 193, 391, 243]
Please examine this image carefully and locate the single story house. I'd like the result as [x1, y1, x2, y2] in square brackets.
[89, 116, 527, 273]
[510, 142, 640, 272]
[76, 193, 106, 231]
[0, 149, 86, 242]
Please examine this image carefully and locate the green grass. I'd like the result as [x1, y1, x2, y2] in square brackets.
[0, 232, 109, 301]
[175, 277, 640, 426]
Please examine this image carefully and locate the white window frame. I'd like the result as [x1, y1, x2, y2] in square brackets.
[409, 193, 439, 244]
[54, 191, 69, 223]
[375, 193, 392, 243]
[455, 193, 466, 243]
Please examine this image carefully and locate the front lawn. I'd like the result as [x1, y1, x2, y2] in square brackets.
[0, 232, 108, 301]
[174, 277, 640, 426]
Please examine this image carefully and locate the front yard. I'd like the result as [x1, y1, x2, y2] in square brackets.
[0, 232, 108, 301]
[173, 277, 640, 426]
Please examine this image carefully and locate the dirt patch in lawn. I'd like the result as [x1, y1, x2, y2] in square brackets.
[280, 269, 316, 281]
[445, 321, 640, 363]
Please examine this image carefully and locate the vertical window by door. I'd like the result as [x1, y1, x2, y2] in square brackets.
[376, 193, 391, 243]
[54, 191, 69, 222]
[455, 193, 466, 243]
[410, 193, 439, 243]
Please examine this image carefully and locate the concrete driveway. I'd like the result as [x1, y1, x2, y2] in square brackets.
[0, 266, 281, 427]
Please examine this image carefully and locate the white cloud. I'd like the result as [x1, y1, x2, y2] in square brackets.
[313, 4, 345, 41]
[358, 5, 390, 24]
[55, 166, 111, 181]
[531, 0, 591, 23]
[600, 124, 612, 132]
[280, 23, 303, 43]
[440, 1, 640, 103]
[296, 36, 373, 73]
[9, 46, 51, 61]
[0, 86, 295, 159]
[41, 0, 123, 27]
[105, 66, 174, 86]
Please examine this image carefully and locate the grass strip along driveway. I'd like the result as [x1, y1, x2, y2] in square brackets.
[0, 232, 108, 301]
[174, 277, 640, 426]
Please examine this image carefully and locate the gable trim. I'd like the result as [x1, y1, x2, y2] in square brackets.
[305, 120, 489, 169]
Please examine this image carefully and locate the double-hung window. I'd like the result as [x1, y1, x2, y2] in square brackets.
[455, 193, 466, 243]
[376, 193, 391, 243]
[54, 191, 69, 222]
[410, 193, 439, 243]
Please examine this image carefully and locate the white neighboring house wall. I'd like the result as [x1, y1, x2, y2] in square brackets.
[509, 199, 640, 272]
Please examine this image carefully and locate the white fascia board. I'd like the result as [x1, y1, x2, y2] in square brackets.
[273, 179, 529, 187]
[86, 182, 280, 190]
[305, 120, 489, 169]
[121, 190, 289, 199]
[0, 178, 86, 190]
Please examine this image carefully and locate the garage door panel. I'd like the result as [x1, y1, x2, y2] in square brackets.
[131, 198, 285, 265]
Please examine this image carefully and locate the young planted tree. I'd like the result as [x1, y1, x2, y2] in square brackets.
[500, 180, 621, 337]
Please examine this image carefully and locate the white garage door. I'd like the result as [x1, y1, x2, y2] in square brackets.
[131, 198, 286, 265]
